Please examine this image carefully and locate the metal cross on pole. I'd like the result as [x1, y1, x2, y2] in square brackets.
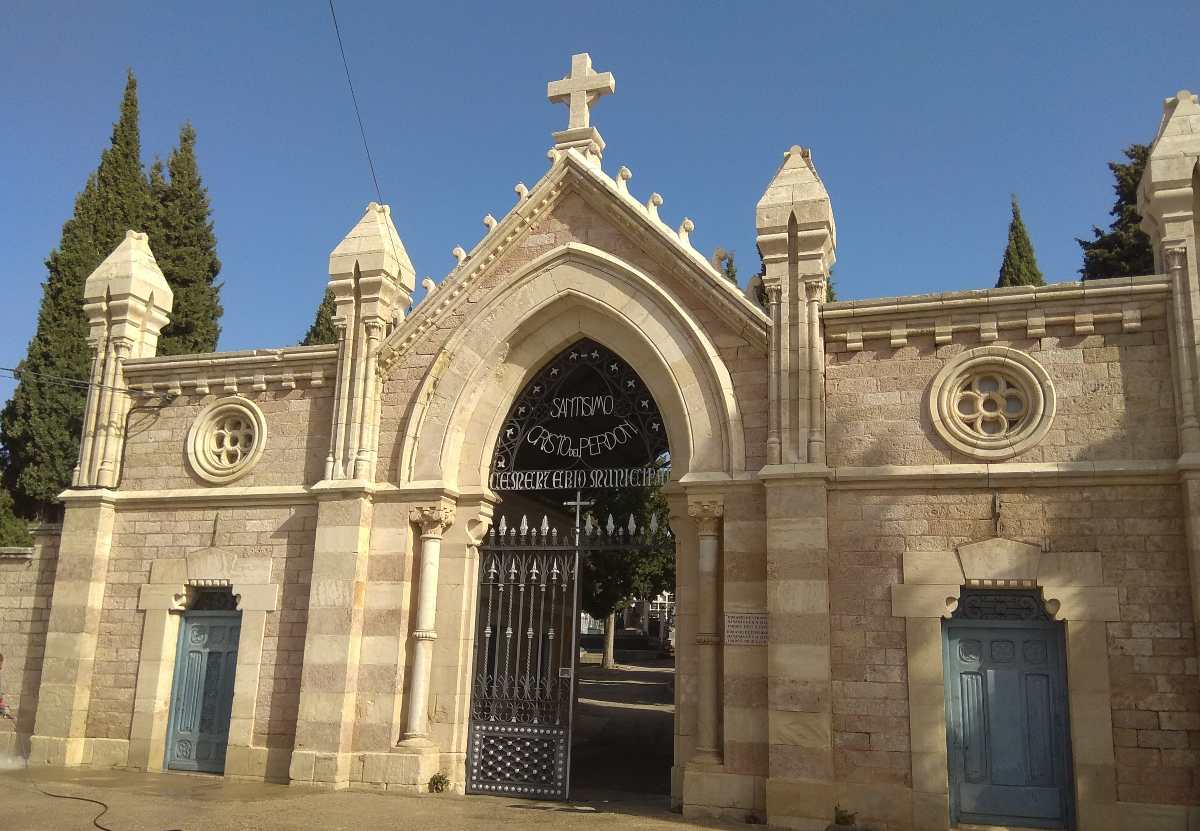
[563, 489, 594, 548]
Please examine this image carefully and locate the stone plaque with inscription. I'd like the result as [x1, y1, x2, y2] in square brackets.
[724, 612, 768, 645]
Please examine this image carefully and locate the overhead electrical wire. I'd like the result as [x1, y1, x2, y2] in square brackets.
[328, 0, 385, 206]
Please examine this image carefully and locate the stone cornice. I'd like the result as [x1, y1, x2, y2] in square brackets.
[123, 346, 337, 395]
[822, 275, 1169, 351]
[68, 480, 466, 509]
[826, 460, 1177, 490]
[0, 547, 33, 561]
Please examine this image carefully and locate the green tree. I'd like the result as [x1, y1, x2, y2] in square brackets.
[0, 487, 32, 547]
[150, 123, 223, 355]
[581, 480, 674, 669]
[0, 71, 152, 517]
[302, 288, 338, 346]
[995, 196, 1045, 288]
[1078, 144, 1154, 280]
[712, 247, 737, 284]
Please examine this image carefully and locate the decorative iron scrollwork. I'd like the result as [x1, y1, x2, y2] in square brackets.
[952, 588, 1053, 622]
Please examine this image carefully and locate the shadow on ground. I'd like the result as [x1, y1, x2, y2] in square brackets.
[569, 655, 675, 803]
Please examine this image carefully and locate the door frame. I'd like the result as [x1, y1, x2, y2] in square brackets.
[943, 612, 1075, 829]
[164, 608, 242, 774]
[890, 538, 1121, 830]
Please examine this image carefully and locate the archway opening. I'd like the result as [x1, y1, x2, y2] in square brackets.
[466, 338, 676, 803]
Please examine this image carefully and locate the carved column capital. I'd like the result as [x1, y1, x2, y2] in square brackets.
[803, 277, 827, 303]
[687, 498, 724, 537]
[762, 278, 782, 306]
[1165, 246, 1189, 272]
[410, 504, 456, 538]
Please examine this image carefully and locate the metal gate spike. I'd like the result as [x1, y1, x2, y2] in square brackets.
[519, 514, 529, 535]
[606, 514, 615, 534]
[627, 514, 637, 534]
[540, 515, 550, 536]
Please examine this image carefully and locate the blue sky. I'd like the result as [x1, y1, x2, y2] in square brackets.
[2, 1, 1197, 406]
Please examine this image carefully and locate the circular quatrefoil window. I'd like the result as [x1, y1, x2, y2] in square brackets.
[186, 397, 267, 484]
[928, 346, 1055, 460]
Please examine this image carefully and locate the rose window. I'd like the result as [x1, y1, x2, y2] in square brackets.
[207, 413, 256, 470]
[952, 372, 1028, 438]
[928, 347, 1055, 460]
[187, 397, 267, 484]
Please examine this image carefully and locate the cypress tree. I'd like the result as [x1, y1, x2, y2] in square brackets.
[151, 123, 223, 355]
[1077, 144, 1154, 279]
[0, 487, 31, 547]
[302, 288, 338, 346]
[0, 71, 151, 517]
[995, 196, 1045, 288]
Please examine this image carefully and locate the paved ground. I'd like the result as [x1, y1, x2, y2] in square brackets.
[571, 656, 675, 798]
[0, 761, 735, 831]
[0, 656, 696, 831]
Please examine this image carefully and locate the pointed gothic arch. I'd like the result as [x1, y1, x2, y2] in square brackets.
[396, 243, 747, 491]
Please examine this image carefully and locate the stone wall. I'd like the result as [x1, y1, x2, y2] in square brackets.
[83, 505, 314, 754]
[121, 389, 333, 491]
[0, 532, 58, 752]
[827, 484, 1198, 826]
[351, 501, 415, 752]
[825, 318, 1177, 468]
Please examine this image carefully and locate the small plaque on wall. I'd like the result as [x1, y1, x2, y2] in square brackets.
[724, 612, 768, 646]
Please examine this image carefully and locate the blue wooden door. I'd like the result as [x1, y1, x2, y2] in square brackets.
[166, 610, 240, 773]
[945, 591, 1073, 829]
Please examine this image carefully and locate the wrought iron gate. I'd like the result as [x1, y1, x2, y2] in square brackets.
[466, 513, 659, 800]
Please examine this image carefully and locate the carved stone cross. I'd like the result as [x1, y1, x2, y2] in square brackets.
[547, 53, 615, 131]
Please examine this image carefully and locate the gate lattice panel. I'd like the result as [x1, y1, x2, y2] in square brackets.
[466, 514, 657, 800]
[467, 518, 578, 798]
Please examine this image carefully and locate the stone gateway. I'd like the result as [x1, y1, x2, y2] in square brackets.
[2, 54, 1200, 831]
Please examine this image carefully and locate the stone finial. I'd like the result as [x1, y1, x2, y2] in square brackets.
[514, 182, 529, 203]
[329, 202, 416, 294]
[83, 230, 174, 359]
[646, 192, 664, 223]
[1138, 90, 1200, 262]
[547, 53, 615, 159]
[616, 166, 632, 196]
[421, 277, 438, 295]
[452, 246, 467, 264]
[678, 218, 695, 247]
[482, 214, 498, 233]
[755, 145, 836, 280]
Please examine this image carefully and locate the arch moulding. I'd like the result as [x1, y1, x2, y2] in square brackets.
[394, 243, 749, 492]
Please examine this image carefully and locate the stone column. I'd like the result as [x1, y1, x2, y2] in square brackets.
[288, 485, 373, 789]
[29, 492, 116, 766]
[762, 475, 834, 827]
[688, 497, 724, 766]
[400, 503, 455, 747]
